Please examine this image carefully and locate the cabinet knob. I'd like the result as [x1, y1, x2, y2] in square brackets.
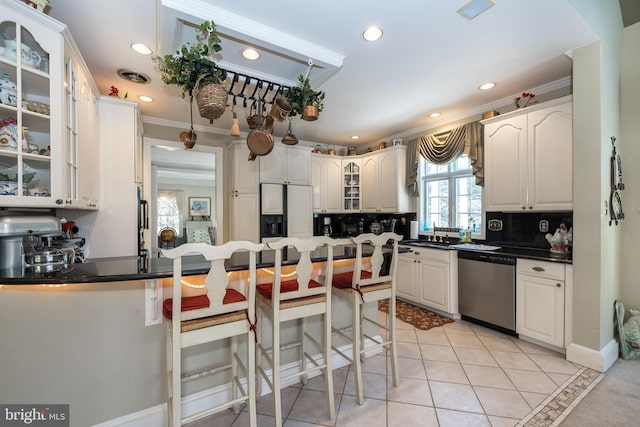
[529, 206, 533, 209]
[56, 199, 64, 205]
[522, 206, 526, 210]
[556, 283, 562, 288]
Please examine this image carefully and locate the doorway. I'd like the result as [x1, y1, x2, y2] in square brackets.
[143, 137, 223, 256]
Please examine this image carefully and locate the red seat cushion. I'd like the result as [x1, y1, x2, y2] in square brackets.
[163, 288, 246, 320]
[257, 279, 322, 299]
[332, 270, 372, 289]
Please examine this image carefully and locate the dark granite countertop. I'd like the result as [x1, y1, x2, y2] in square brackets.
[0, 244, 407, 285]
[400, 240, 572, 264]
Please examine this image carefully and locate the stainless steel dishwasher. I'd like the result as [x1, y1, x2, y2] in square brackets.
[457, 251, 517, 336]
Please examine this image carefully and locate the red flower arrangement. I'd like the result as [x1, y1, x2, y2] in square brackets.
[514, 92, 535, 108]
[108, 86, 128, 99]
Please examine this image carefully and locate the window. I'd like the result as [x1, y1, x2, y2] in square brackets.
[419, 154, 483, 235]
[157, 190, 183, 236]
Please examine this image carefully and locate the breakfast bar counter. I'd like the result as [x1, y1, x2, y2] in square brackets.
[0, 243, 403, 285]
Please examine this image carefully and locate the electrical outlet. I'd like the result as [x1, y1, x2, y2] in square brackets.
[539, 220, 549, 233]
[145, 279, 163, 326]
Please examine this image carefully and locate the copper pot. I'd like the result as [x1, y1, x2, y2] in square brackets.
[281, 118, 298, 145]
[302, 105, 318, 121]
[269, 95, 292, 122]
[246, 105, 274, 160]
[179, 129, 197, 149]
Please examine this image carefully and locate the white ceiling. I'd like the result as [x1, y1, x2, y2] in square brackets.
[47, 0, 599, 147]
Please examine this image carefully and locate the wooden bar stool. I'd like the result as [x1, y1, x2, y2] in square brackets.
[331, 232, 402, 404]
[256, 236, 344, 427]
[162, 241, 264, 426]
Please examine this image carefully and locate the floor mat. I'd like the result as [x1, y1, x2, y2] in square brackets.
[378, 299, 455, 330]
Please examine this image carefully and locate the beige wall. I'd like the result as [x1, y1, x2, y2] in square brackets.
[570, 0, 624, 354]
[620, 22, 640, 308]
[0, 277, 367, 426]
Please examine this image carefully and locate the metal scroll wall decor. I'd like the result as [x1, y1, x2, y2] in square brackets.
[609, 136, 625, 226]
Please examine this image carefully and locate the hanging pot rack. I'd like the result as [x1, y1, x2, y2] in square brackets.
[185, 57, 305, 108]
[182, 56, 304, 108]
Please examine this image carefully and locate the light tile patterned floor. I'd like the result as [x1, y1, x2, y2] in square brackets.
[186, 312, 603, 427]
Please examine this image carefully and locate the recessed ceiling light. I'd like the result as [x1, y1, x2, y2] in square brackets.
[130, 43, 153, 55]
[362, 26, 383, 42]
[242, 48, 260, 60]
[351, 135, 360, 140]
[429, 112, 441, 118]
[479, 82, 496, 90]
[457, 0, 495, 20]
[139, 95, 154, 102]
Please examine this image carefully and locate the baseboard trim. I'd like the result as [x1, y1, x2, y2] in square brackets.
[91, 338, 381, 427]
[566, 339, 619, 372]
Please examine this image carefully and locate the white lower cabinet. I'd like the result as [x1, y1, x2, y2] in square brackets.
[516, 259, 566, 348]
[397, 247, 457, 315]
[397, 255, 420, 300]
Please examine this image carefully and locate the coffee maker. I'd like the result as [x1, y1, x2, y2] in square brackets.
[0, 215, 64, 274]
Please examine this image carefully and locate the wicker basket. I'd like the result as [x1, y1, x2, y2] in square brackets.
[194, 73, 228, 122]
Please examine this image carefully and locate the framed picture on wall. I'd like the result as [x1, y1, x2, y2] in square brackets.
[188, 197, 211, 217]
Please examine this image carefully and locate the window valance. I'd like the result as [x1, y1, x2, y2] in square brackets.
[406, 121, 484, 196]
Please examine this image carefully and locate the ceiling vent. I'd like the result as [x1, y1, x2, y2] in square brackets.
[457, 0, 495, 20]
[117, 69, 151, 84]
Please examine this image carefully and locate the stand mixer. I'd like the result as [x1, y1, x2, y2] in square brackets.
[0, 215, 74, 274]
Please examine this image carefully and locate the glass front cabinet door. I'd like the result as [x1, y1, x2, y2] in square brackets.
[342, 159, 361, 212]
[0, 6, 64, 207]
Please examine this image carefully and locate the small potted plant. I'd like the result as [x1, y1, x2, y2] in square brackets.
[286, 74, 325, 121]
[152, 20, 228, 121]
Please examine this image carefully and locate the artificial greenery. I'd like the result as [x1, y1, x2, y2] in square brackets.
[286, 74, 325, 117]
[152, 20, 225, 98]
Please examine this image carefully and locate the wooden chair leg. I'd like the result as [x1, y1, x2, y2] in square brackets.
[272, 312, 282, 427]
[166, 328, 174, 425]
[359, 305, 366, 363]
[256, 310, 264, 402]
[301, 317, 308, 384]
[389, 296, 399, 387]
[231, 336, 240, 414]
[324, 303, 336, 419]
[352, 295, 364, 405]
[247, 328, 257, 427]
[171, 328, 181, 427]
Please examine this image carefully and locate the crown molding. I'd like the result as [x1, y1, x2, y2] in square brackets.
[390, 76, 572, 142]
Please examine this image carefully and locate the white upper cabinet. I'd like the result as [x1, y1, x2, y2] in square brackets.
[229, 141, 259, 194]
[361, 145, 410, 213]
[0, 1, 99, 209]
[260, 144, 311, 185]
[311, 154, 342, 213]
[483, 96, 573, 212]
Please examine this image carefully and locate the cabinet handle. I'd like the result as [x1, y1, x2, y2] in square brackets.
[532, 266, 545, 272]
[414, 252, 420, 256]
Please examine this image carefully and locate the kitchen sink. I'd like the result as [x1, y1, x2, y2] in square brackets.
[401, 240, 458, 249]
